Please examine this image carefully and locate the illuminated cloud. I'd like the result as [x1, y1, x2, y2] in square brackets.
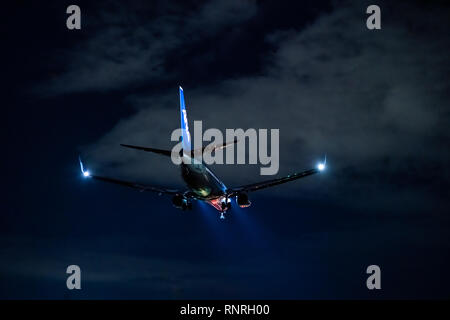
[80, 1, 450, 214]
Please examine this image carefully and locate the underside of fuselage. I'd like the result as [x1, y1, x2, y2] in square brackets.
[180, 156, 229, 211]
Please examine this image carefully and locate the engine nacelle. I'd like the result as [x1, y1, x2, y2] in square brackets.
[172, 195, 192, 210]
[236, 192, 251, 208]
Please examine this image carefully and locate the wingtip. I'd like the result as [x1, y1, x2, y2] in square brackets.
[78, 155, 91, 177]
[78, 156, 84, 172]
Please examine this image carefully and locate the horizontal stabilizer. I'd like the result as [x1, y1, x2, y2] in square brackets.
[120, 144, 172, 157]
[191, 138, 239, 157]
[204, 138, 238, 153]
[229, 167, 320, 194]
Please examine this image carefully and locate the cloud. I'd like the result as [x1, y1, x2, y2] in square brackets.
[74, 0, 450, 214]
[0, 232, 323, 298]
[36, 0, 257, 95]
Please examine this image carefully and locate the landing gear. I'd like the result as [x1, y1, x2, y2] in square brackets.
[220, 199, 230, 220]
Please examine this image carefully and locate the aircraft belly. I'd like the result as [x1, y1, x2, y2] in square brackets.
[181, 164, 225, 199]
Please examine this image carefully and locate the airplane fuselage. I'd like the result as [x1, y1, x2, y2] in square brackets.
[180, 155, 229, 211]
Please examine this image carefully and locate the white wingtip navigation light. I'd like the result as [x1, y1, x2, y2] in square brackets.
[79, 156, 91, 178]
[317, 154, 326, 172]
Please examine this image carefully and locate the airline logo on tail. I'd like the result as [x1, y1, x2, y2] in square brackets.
[179, 86, 192, 152]
[182, 109, 189, 142]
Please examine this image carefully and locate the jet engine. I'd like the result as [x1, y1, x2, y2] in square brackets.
[236, 192, 251, 208]
[172, 195, 192, 210]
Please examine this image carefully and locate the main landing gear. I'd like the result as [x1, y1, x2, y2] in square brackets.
[220, 197, 230, 220]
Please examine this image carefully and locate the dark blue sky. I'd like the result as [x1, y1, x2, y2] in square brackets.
[1, 0, 450, 299]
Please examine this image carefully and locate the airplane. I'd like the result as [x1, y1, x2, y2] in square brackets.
[79, 86, 326, 219]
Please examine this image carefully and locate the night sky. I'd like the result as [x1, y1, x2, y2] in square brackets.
[1, 0, 450, 299]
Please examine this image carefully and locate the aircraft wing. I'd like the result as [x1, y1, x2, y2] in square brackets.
[202, 138, 238, 153]
[88, 174, 181, 195]
[229, 167, 321, 194]
[79, 157, 181, 195]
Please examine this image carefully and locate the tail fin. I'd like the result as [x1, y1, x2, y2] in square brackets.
[179, 86, 192, 154]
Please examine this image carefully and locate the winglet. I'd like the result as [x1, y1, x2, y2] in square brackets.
[317, 154, 326, 172]
[78, 156, 91, 177]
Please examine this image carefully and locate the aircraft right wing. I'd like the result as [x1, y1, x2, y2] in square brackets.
[228, 167, 322, 195]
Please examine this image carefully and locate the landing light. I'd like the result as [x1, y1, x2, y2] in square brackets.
[83, 170, 90, 177]
[317, 163, 325, 171]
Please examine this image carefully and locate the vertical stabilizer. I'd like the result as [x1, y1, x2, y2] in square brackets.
[179, 86, 192, 154]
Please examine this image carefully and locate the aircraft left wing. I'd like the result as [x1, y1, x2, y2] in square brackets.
[79, 157, 181, 195]
[87, 175, 181, 194]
